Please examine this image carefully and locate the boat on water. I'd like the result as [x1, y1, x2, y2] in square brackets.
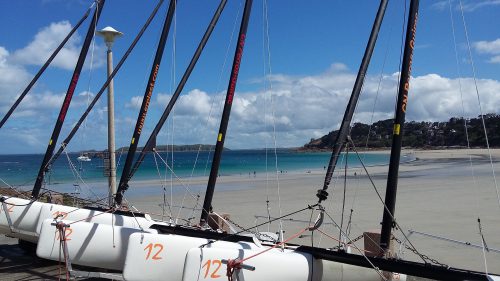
[1, 0, 500, 280]
[77, 154, 91, 162]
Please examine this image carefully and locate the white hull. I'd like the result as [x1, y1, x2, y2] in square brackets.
[0, 197, 45, 242]
[77, 156, 91, 162]
[0, 196, 155, 242]
[34, 218, 404, 281]
[36, 219, 158, 270]
[122, 232, 401, 281]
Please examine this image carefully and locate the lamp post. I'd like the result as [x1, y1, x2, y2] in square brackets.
[97, 26, 123, 206]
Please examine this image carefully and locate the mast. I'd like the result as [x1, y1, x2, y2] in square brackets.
[0, 5, 92, 129]
[200, 0, 253, 224]
[45, 0, 165, 169]
[380, 0, 419, 253]
[32, 0, 105, 198]
[114, 0, 177, 207]
[316, 0, 389, 203]
[124, 0, 228, 184]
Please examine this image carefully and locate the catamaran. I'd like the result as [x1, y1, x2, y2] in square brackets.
[1, 0, 499, 280]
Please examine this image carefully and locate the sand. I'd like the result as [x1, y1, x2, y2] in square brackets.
[125, 148, 500, 274]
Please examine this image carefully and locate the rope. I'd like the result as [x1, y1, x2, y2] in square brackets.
[0, 177, 31, 199]
[200, 204, 318, 248]
[477, 218, 489, 275]
[225, 227, 309, 281]
[56, 221, 70, 281]
[67, 207, 114, 225]
[322, 211, 388, 281]
[122, 197, 146, 232]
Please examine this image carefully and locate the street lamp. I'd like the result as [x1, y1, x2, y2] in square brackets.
[97, 26, 123, 206]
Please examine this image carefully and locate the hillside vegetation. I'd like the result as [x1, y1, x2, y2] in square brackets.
[303, 114, 500, 150]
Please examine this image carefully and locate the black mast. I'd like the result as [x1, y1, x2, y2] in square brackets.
[200, 0, 253, 224]
[124, 0, 228, 183]
[114, 0, 177, 206]
[316, 0, 389, 203]
[32, 0, 105, 198]
[0, 5, 92, 129]
[45, 0, 166, 169]
[379, 0, 419, 253]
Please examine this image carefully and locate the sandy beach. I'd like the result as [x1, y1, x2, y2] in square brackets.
[126, 148, 500, 274]
[1, 148, 500, 279]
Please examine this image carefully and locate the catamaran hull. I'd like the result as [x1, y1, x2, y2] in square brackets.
[122, 232, 400, 281]
[0, 197, 44, 242]
[0, 196, 155, 243]
[36, 219, 158, 270]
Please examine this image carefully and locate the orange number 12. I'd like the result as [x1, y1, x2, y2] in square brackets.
[144, 243, 163, 260]
[202, 259, 222, 279]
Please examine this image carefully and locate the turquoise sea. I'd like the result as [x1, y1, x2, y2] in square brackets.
[0, 150, 410, 198]
[0, 150, 394, 185]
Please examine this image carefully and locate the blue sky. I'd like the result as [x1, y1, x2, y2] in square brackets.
[1, 0, 499, 154]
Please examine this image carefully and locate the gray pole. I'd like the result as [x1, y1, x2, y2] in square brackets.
[97, 26, 122, 206]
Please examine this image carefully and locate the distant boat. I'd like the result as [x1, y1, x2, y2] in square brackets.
[77, 154, 91, 162]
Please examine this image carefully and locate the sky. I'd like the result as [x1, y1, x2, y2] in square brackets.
[0, 0, 499, 154]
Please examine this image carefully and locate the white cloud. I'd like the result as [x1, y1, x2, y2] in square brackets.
[433, 0, 500, 12]
[126, 96, 143, 109]
[3, 57, 500, 153]
[474, 39, 500, 54]
[459, 0, 500, 12]
[138, 66, 500, 150]
[171, 89, 212, 116]
[11, 21, 79, 70]
[474, 38, 500, 63]
[9, 21, 104, 70]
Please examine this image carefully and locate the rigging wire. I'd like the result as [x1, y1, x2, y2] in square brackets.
[322, 211, 388, 281]
[168, 0, 177, 223]
[317, 150, 347, 249]
[179, 0, 244, 221]
[458, 0, 500, 210]
[457, 0, 495, 273]
[448, 0, 488, 272]
[262, 0, 272, 232]
[62, 147, 100, 201]
[339, 144, 349, 248]
[349, 140, 429, 264]
[364, 21, 395, 151]
[153, 150, 173, 221]
[0, 1, 95, 129]
[262, 0, 285, 244]
[80, 4, 99, 151]
[448, 0, 477, 202]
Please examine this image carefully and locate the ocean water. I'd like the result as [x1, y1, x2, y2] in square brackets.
[0, 150, 397, 188]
